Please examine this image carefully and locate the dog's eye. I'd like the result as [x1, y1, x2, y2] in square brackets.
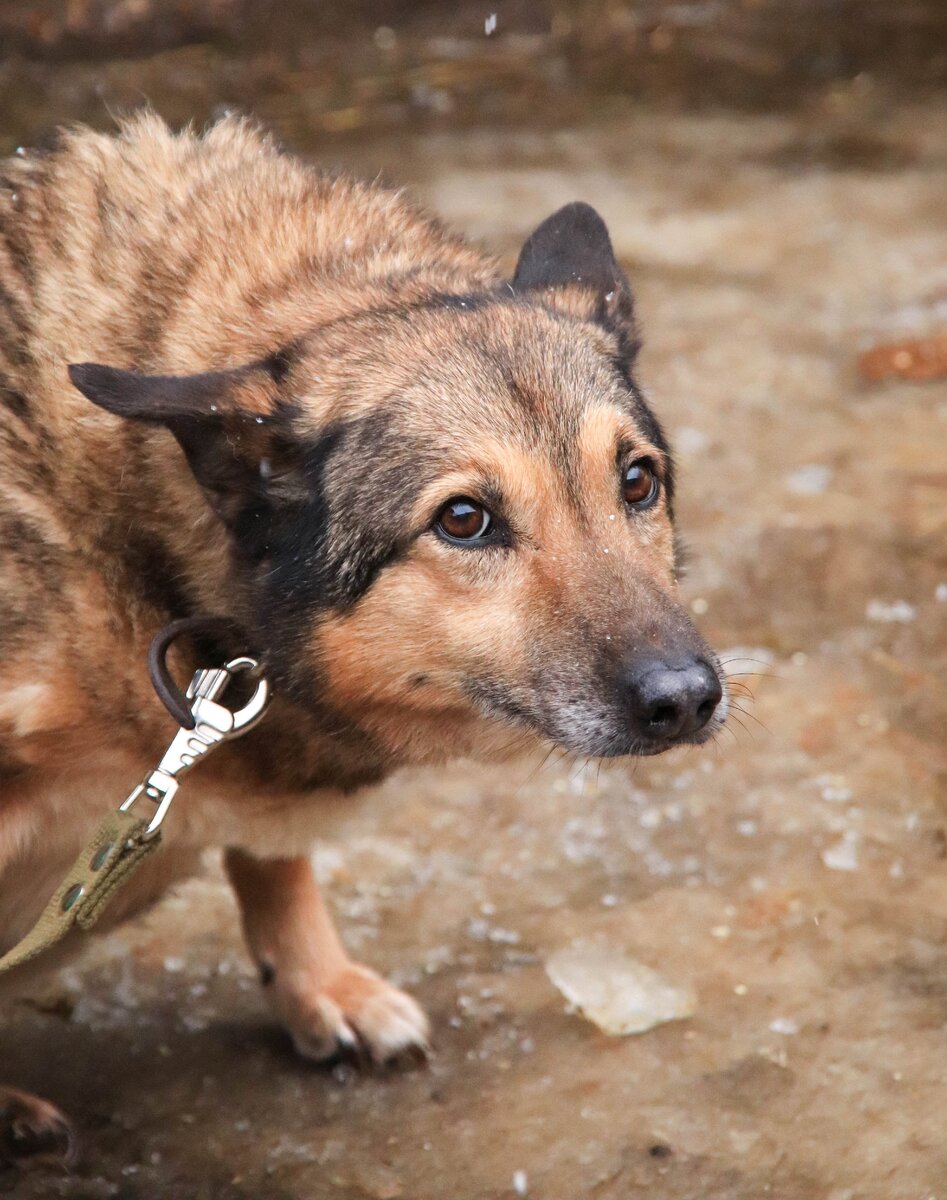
[435, 498, 493, 543]
[623, 459, 659, 510]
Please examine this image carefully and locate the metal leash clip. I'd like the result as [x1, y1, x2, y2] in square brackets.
[120, 656, 270, 839]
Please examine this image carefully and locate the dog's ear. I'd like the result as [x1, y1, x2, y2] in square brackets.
[68, 359, 303, 558]
[512, 202, 637, 357]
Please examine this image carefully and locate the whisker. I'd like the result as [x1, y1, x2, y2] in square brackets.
[570, 756, 595, 795]
[724, 711, 755, 741]
[493, 730, 534, 758]
[525, 743, 561, 784]
[728, 703, 770, 734]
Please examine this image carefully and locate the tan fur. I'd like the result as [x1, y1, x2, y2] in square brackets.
[0, 117, 723, 1141]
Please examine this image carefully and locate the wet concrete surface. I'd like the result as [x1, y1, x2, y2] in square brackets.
[2, 21, 947, 1200]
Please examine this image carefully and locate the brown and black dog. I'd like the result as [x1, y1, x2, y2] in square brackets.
[0, 114, 726, 1163]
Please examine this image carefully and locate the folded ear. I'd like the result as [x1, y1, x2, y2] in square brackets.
[68, 359, 301, 559]
[512, 202, 637, 356]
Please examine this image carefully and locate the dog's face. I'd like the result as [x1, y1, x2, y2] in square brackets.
[72, 204, 726, 761]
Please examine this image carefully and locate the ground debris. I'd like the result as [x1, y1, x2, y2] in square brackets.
[857, 333, 947, 382]
[545, 942, 696, 1035]
[821, 830, 859, 872]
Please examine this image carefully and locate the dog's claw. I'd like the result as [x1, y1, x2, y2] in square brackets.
[0, 1090, 77, 1169]
[290, 1003, 359, 1063]
[281, 964, 430, 1068]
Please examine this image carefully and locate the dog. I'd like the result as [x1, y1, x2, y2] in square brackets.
[0, 114, 726, 1165]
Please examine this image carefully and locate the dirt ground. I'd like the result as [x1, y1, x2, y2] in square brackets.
[1, 8, 946, 1199]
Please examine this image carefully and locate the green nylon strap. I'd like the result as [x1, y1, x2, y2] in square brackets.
[0, 810, 161, 975]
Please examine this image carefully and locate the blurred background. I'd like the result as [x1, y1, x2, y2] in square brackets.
[2, 0, 947, 143]
[1, 3, 945, 1199]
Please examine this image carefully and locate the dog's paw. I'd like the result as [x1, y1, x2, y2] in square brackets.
[281, 964, 430, 1066]
[0, 1089, 77, 1169]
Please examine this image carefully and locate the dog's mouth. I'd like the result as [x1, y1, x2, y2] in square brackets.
[545, 717, 725, 761]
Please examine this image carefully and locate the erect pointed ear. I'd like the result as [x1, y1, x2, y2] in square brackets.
[512, 202, 637, 355]
[68, 358, 301, 558]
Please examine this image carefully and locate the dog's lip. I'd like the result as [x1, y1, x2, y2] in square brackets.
[572, 733, 679, 760]
[602, 738, 677, 759]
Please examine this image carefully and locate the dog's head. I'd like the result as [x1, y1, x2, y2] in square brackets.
[71, 203, 726, 761]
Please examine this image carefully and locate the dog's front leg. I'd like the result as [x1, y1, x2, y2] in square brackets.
[224, 849, 429, 1064]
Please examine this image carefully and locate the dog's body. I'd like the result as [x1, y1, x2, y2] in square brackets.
[0, 116, 725, 1163]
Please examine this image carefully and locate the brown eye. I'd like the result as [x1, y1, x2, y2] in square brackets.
[623, 459, 659, 509]
[435, 497, 493, 543]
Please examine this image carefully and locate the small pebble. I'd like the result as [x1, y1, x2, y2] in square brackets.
[866, 598, 916, 623]
[785, 464, 833, 495]
[373, 25, 396, 50]
[822, 831, 859, 872]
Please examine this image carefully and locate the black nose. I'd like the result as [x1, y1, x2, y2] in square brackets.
[625, 658, 722, 743]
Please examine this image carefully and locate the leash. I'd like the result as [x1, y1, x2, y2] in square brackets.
[0, 620, 271, 976]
